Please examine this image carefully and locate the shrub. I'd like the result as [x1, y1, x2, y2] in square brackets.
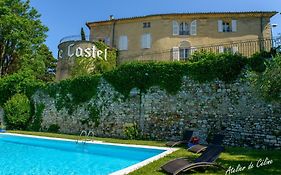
[3, 94, 31, 130]
[103, 62, 184, 97]
[188, 52, 247, 82]
[248, 51, 272, 72]
[0, 70, 45, 106]
[47, 124, 60, 133]
[123, 123, 140, 140]
[253, 54, 281, 102]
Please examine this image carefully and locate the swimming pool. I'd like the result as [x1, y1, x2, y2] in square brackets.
[0, 133, 175, 175]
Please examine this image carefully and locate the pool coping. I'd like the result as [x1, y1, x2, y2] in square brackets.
[0, 133, 178, 175]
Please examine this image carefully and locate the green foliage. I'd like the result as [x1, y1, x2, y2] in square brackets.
[248, 51, 272, 72]
[0, 70, 45, 106]
[88, 105, 100, 127]
[3, 94, 30, 130]
[45, 75, 101, 113]
[29, 103, 45, 131]
[104, 53, 247, 97]
[47, 124, 60, 133]
[103, 62, 184, 97]
[252, 54, 281, 103]
[188, 52, 247, 82]
[71, 42, 117, 78]
[0, 0, 48, 76]
[123, 123, 140, 140]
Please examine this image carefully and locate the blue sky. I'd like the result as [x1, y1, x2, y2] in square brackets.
[30, 0, 281, 56]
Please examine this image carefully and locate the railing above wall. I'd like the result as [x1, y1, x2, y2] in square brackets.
[59, 35, 90, 44]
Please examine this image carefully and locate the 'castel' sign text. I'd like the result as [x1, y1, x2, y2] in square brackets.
[59, 43, 108, 61]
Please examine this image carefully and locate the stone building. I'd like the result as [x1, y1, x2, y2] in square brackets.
[87, 11, 277, 63]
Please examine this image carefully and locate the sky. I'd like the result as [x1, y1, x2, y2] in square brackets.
[30, 0, 281, 57]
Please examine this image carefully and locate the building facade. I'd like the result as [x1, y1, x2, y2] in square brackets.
[87, 11, 277, 63]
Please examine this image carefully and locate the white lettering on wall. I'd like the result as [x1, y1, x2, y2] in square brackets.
[75, 47, 84, 57]
[61, 43, 108, 61]
[67, 44, 75, 57]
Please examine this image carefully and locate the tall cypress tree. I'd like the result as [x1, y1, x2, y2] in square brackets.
[81, 27, 86, 41]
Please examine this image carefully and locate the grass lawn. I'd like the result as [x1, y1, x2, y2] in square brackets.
[8, 131, 281, 175]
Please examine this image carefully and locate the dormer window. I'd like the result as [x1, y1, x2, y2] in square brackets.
[143, 22, 151, 28]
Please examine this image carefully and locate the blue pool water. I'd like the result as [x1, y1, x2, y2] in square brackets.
[0, 134, 165, 175]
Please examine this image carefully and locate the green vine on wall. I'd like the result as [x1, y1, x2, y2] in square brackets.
[44, 75, 101, 114]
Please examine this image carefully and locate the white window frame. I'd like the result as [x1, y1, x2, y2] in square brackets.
[119, 35, 128, 51]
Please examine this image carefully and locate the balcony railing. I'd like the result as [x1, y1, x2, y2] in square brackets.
[59, 35, 90, 44]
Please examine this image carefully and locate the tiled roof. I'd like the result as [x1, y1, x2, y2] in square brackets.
[86, 11, 278, 26]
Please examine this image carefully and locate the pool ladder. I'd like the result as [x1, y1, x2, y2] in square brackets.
[76, 130, 95, 144]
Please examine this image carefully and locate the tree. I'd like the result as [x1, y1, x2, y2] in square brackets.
[81, 27, 86, 41]
[21, 44, 57, 82]
[3, 93, 31, 130]
[0, 0, 48, 76]
[253, 54, 281, 103]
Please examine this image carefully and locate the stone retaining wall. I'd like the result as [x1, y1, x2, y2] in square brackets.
[33, 77, 281, 149]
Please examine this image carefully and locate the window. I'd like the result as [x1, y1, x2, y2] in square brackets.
[179, 22, 190, 35]
[218, 20, 237, 32]
[143, 22, 151, 28]
[179, 48, 190, 60]
[118, 35, 128, 50]
[223, 21, 231, 32]
[141, 33, 151, 49]
[173, 20, 197, 36]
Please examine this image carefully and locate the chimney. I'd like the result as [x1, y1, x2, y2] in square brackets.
[109, 15, 114, 20]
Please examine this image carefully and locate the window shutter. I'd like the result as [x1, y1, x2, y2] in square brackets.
[173, 21, 179, 36]
[124, 36, 128, 50]
[190, 20, 197, 35]
[218, 20, 223, 32]
[147, 34, 151, 48]
[232, 20, 237, 32]
[232, 46, 238, 54]
[219, 46, 224, 53]
[190, 47, 197, 55]
[172, 47, 180, 61]
[141, 34, 151, 49]
[119, 36, 128, 50]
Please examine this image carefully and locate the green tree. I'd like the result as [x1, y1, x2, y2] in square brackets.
[21, 44, 57, 82]
[3, 93, 31, 130]
[81, 27, 86, 41]
[0, 0, 48, 76]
